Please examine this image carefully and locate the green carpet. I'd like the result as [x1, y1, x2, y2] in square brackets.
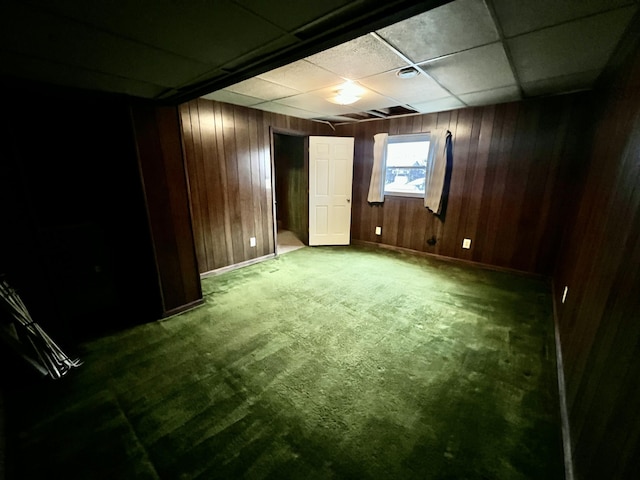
[4, 245, 564, 479]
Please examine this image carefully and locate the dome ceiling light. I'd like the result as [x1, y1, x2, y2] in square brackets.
[330, 81, 365, 105]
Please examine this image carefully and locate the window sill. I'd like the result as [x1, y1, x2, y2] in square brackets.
[384, 192, 424, 199]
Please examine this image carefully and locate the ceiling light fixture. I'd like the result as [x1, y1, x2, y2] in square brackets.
[331, 81, 364, 105]
[397, 66, 419, 79]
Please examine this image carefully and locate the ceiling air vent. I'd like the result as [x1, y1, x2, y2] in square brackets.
[397, 66, 419, 79]
[336, 105, 418, 121]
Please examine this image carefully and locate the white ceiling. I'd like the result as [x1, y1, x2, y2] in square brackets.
[0, 0, 637, 124]
[203, 0, 639, 123]
[0, 0, 449, 102]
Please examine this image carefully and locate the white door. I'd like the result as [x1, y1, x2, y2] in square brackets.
[308, 136, 354, 246]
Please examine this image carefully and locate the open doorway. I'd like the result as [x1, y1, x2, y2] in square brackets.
[272, 131, 308, 254]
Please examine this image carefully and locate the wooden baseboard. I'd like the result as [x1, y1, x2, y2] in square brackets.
[200, 253, 276, 278]
[351, 240, 548, 280]
[160, 298, 205, 320]
[550, 279, 575, 480]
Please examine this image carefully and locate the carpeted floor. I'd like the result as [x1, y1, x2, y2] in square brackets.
[3, 245, 564, 479]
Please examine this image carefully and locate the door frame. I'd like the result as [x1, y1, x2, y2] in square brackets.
[269, 126, 309, 255]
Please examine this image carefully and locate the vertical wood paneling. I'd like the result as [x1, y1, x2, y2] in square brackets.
[273, 133, 307, 243]
[454, 107, 484, 262]
[213, 102, 235, 264]
[222, 103, 245, 264]
[337, 94, 588, 275]
[248, 108, 265, 255]
[131, 104, 203, 316]
[474, 103, 504, 264]
[552, 34, 640, 480]
[258, 113, 275, 254]
[179, 105, 207, 269]
[2, 89, 163, 339]
[181, 99, 332, 273]
[198, 101, 227, 267]
[480, 102, 519, 266]
[439, 108, 472, 259]
[233, 107, 255, 261]
[465, 106, 494, 261]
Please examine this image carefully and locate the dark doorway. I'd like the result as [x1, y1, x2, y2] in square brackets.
[273, 132, 308, 248]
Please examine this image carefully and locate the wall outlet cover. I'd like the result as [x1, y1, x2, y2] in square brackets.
[462, 238, 471, 249]
[250, 237, 256, 247]
[375, 226, 382, 235]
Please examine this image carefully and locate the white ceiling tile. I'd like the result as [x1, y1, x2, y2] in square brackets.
[224, 77, 301, 100]
[0, 3, 212, 88]
[257, 60, 345, 91]
[458, 85, 522, 106]
[376, 0, 499, 63]
[353, 93, 405, 111]
[359, 70, 450, 104]
[201, 90, 263, 106]
[235, 0, 354, 31]
[410, 96, 466, 114]
[217, 35, 299, 71]
[27, 0, 287, 66]
[0, 49, 167, 98]
[492, 0, 636, 38]
[508, 7, 636, 83]
[521, 69, 601, 97]
[305, 34, 409, 79]
[421, 42, 516, 94]
[274, 91, 354, 116]
[252, 102, 321, 119]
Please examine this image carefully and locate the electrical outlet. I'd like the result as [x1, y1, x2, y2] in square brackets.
[250, 237, 256, 247]
[375, 226, 382, 235]
[562, 286, 568, 303]
[462, 238, 471, 249]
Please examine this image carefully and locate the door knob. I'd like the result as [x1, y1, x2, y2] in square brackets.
[346, 198, 351, 203]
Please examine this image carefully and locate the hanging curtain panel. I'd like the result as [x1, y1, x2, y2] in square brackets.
[367, 133, 388, 203]
[424, 129, 452, 215]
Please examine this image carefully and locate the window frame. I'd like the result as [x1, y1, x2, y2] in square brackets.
[383, 133, 434, 199]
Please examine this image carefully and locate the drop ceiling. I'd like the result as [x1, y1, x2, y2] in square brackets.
[0, 0, 638, 125]
[204, 0, 640, 123]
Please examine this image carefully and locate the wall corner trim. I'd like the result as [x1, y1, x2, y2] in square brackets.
[551, 279, 575, 480]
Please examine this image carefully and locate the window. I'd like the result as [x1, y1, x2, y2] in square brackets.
[383, 134, 432, 198]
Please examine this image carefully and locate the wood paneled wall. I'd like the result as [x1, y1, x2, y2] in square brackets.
[552, 37, 640, 480]
[131, 103, 203, 317]
[179, 99, 331, 274]
[335, 94, 590, 275]
[273, 133, 308, 244]
[0, 84, 164, 342]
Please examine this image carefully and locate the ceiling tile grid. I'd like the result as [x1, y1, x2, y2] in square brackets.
[1, 0, 637, 122]
[491, 0, 636, 38]
[375, 0, 500, 62]
[257, 60, 346, 91]
[420, 42, 517, 95]
[359, 70, 452, 105]
[208, 0, 638, 123]
[25, 0, 290, 67]
[507, 6, 638, 88]
[224, 77, 302, 101]
[305, 34, 410, 80]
